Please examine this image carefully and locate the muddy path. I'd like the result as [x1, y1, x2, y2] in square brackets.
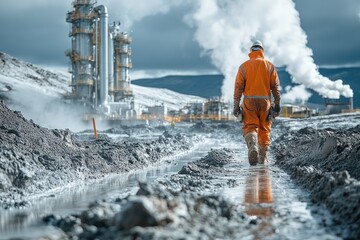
[1, 99, 360, 239]
[15, 148, 340, 240]
[0, 135, 340, 239]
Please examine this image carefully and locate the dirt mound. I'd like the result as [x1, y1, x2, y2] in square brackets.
[273, 126, 360, 180]
[179, 148, 234, 176]
[272, 126, 360, 239]
[0, 100, 195, 209]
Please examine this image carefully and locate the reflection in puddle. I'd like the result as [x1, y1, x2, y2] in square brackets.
[244, 166, 274, 239]
[223, 162, 339, 239]
[244, 166, 273, 217]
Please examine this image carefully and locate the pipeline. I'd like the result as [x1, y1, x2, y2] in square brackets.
[94, 5, 109, 108]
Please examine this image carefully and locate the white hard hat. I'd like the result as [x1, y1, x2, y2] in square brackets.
[251, 40, 264, 51]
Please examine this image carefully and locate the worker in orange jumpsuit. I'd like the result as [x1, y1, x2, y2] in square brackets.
[233, 40, 281, 166]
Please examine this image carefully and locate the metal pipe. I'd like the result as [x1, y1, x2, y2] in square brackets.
[108, 22, 120, 102]
[108, 32, 114, 101]
[94, 5, 108, 107]
[94, 20, 98, 108]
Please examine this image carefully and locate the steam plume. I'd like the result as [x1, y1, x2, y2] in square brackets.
[185, 0, 353, 103]
[104, 0, 184, 28]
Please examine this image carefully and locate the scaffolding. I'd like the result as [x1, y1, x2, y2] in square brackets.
[66, 1, 136, 119]
[66, 0, 97, 106]
[113, 32, 133, 101]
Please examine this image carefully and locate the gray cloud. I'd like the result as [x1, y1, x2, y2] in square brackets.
[294, 0, 360, 66]
[130, 4, 213, 71]
[0, 2, 69, 66]
[0, 0, 359, 71]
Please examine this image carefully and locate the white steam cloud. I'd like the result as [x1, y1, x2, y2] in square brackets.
[185, 0, 353, 103]
[7, 86, 91, 132]
[282, 85, 312, 104]
[105, 0, 184, 28]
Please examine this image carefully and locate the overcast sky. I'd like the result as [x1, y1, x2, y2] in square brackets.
[0, 0, 360, 75]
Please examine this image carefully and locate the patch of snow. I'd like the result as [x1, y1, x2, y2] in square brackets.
[133, 85, 205, 111]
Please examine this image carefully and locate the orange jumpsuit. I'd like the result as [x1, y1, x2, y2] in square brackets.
[234, 50, 280, 148]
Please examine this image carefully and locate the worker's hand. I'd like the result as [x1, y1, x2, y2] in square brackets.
[233, 105, 241, 117]
[274, 103, 280, 117]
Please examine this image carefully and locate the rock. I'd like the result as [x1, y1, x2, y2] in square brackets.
[13, 168, 34, 188]
[113, 197, 161, 230]
[80, 201, 120, 227]
[0, 172, 12, 190]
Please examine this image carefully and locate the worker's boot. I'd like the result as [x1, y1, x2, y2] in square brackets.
[258, 146, 268, 164]
[244, 132, 259, 166]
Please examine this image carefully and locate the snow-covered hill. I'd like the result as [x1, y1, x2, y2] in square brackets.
[0, 52, 70, 96]
[0, 52, 205, 131]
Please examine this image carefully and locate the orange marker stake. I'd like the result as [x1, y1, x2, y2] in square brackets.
[92, 117, 98, 140]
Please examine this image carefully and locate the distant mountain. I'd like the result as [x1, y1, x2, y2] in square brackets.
[133, 75, 222, 99]
[133, 67, 360, 108]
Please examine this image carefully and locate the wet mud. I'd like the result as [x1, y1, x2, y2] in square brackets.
[1, 98, 360, 239]
[272, 126, 360, 239]
[41, 148, 339, 240]
[0, 101, 196, 209]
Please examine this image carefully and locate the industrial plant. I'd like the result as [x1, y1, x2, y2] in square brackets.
[64, 0, 233, 124]
[65, 0, 135, 120]
[64, 0, 357, 125]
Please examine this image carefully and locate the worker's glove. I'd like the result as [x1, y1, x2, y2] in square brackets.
[268, 103, 280, 121]
[233, 103, 241, 117]
[274, 103, 280, 117]
[234, 106, 243, 122]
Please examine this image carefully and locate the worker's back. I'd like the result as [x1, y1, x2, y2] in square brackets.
[233, 40, 281, 166]
[241, 50, 274, 98]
